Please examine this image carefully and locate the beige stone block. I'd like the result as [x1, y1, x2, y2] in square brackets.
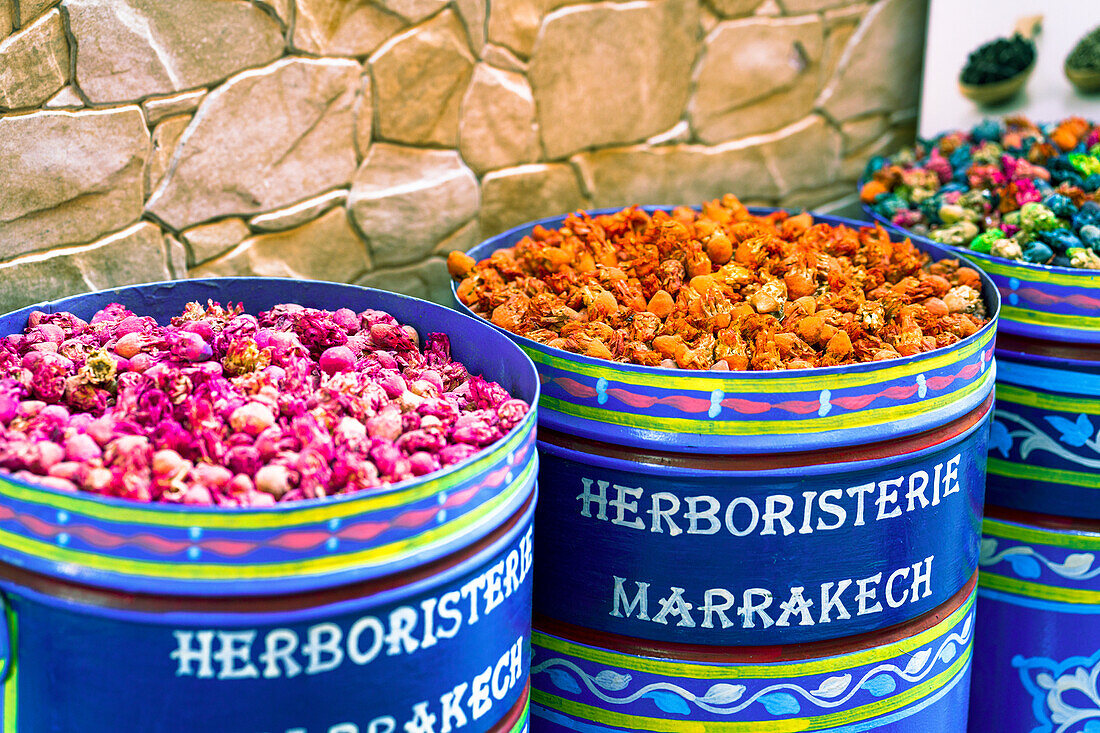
[142, 89, 207, 126]
[370, 10, 475, 147]
[165, 232, 187, 277]
[248, 189, 349, 232]
[191, 207, 371, 282]
[64, 0, 284, 104]
[840, 113, 889, 155]
[433, 219, 481, 256]
[689, 15, 823, 142]
[482, 43, 527, 73]
[819, 0, 927, 120]
[0, 1, 12, 40]
[253, 0, 291, 27]
[0, 9, 68, 110]
[380, 0, 447, 23]
[181, 217, 250, 264]
[708, 0, 760, 17]
[293, 0, 406, 56]
[146, 57, 360, 230]
[17, 0, 59, 25]
[0, 107, 149, 258]
[486, 0, 587, 59]
[144, 114, 190, 196]
[0, 222, 170, 313]
[356, 258, 452, 305]
[43, 85, 82, 108]
[348, 143, 479, 268]
[353, 73, 372, 161]
[529, 0, 699, 159]
[480, 163, 587, 238]
[458, 63, 539, 175]
[454, 0, 486, 54]
[573, 140, 778, 209]
[765, 114, 843, 195]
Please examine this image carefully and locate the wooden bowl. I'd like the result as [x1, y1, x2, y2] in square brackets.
[958, 61, 1035, 106]
[1066, 63, 1100, 93]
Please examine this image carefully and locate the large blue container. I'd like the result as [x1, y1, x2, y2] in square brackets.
[455, 209, 1000, 729]
[971, 508, 1100, 732]
[0, 279, 540, 733]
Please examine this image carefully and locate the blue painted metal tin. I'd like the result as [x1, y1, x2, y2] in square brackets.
[0, 279, 541, 732]
[988, 342, 1100, 520]
[531, 574, 977, 732]
[457, 209, 999, 455]
[971, 508, 1100, 732]
[863, 203, 1100, 344]
[455, 208, 999, 645]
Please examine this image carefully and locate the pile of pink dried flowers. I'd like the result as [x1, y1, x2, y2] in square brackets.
[0, 301, 528, 506]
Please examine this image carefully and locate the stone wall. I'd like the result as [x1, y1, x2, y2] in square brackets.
[0, 0, 926, 311]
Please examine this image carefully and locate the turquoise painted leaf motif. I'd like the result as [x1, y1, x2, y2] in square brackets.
[698, 683, 745, 704]
[1044, 414, 1094, 448]
[1083, 720, 1100, 732]
[939, 641, 958, 664]
[810, 674, 851, 698]
[757, 692, 801, 716]
[593, 670, 632, 692]
[1006, 554, 1043, 579]
[904, 649, 932, 675]
[643, 689, 692, 716]
[989, 419, 1013, 457]
[546, 668, 581, 694]
[862, 673, 898, 697]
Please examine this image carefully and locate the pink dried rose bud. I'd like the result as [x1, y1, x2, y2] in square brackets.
[0, 300, 528, 504]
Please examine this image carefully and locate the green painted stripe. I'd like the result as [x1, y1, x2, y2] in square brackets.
[532, 591, 974, 680]
[983, 517, 1100, 549]
[978, 259, 1100, 287]
[986, 457, 1100, 490]
[0, 424, 532, 529]
[541, 367, 992, 434]
[978, 572, 1100, 604]
[531, 646, 971, 732]
[526, 328, 994, 393]
[507, 701, 530, 733]
[0, 461, 534, 581]
[994, 384, 1100, 414]
[999, 305, 1100, 330]
[3, 612, 15, 733]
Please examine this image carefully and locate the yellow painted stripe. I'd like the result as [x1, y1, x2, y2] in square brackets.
[541, 367, 992, 434]
[994, 384, 1100, 413]
[978, 259, 1100, 287]
[999, 305, 1100, 330]
[986, 457, 1100, 490]
[978, 573, 1100, 604]
[526, 327, 993, 393]
[0, 461, 534, 581]
[3, 613, 15, 733]
[0, 425, 532, 529]
[533, 591, 974, 680]
[983, 517, 1100, 549]
[531, 647, 971, 732]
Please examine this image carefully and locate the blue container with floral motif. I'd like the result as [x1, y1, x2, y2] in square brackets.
[455, 208, 999, 730]
[0, 279, 540, 733]
[971, 508, 1100, 732]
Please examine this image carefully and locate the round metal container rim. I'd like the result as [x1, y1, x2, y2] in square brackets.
[0, 484, 538, 625]
[859, 193, 1099, 280]
[0, 277, 541, 517]
[537, 389, 993, 478]
[454, 206, 1002, 381]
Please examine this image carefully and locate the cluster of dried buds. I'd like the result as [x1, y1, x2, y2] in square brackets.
[0, 301, 527, 505]
[450, 195, 989, 370]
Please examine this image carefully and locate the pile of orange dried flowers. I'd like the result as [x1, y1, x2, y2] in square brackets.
[448, 195, 989, 371]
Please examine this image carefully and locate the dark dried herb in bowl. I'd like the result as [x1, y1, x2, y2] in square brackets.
[960, 33, 1036, 86]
